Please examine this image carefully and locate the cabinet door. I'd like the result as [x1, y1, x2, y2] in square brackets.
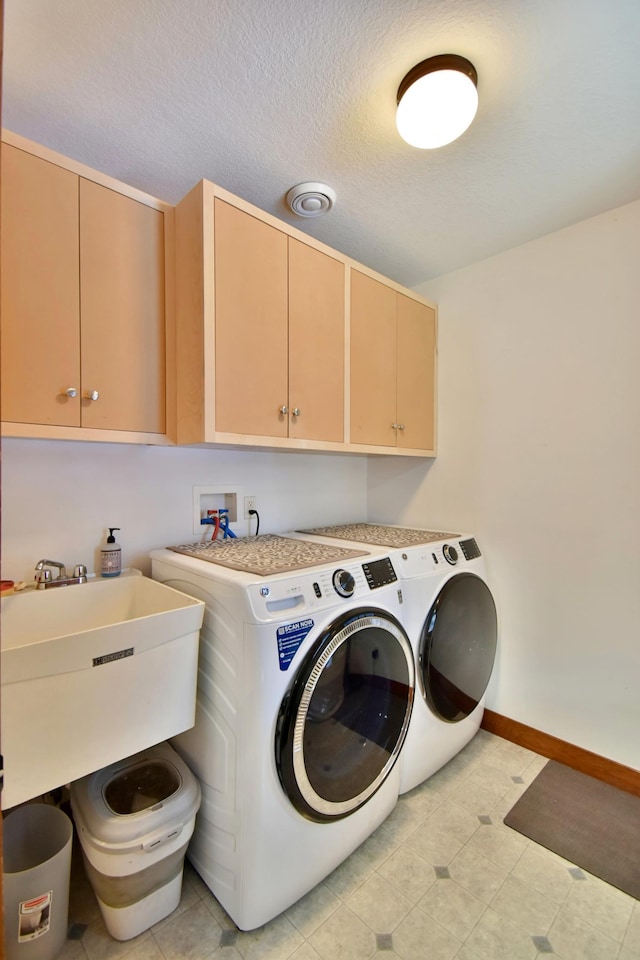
[80, 179, 166, 433]
[288, 238, 345, 442]
[396, 294, 436, 450]
[350, 270, 397, 446]
[214, 199, 288, 436]
[1, 144, 80, 426]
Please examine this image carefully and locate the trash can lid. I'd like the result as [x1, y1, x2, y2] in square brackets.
[70, 741, 201, 847]
[104, 757, 181, 815]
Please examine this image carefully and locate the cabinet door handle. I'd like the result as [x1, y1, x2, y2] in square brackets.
[64, 387, 78, 398]
[391, 423, 398, 430]
[279, 405, 288, 415]
[397, 424, 405, 430]
[292, 408, 301, 417]
[85, 389, 100, 401]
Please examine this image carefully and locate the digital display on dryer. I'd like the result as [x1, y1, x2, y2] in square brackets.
[362, 557, 397, 589]
[459, 538, 481, 561]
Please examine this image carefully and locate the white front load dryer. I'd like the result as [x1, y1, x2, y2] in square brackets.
[295, 525, 498, 795]
[150, 535, 414, 930]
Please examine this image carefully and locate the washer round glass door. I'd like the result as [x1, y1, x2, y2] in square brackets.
[276, 608, 414, 822]
[419, 573, 497, 722]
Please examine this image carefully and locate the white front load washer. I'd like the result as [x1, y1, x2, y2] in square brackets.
[150, 534, 414, 930]
[295, 525, 498, 794]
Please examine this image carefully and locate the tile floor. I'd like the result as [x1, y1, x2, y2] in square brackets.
[60, 731, 640, 960]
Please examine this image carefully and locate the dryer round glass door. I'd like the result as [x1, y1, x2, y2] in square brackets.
[419, 573, 497, 723]
[276, 608, 415, 822]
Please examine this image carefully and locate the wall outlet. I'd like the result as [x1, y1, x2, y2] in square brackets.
[244, 496, 257, 519]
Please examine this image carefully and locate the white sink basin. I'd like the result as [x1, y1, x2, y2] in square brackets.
[2, 571, 203, 683]
[1, 571, 205, 809]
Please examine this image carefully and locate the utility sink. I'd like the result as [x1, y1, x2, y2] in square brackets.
[1, 571, 205, 809]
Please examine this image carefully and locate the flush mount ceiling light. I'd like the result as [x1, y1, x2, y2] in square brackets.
[286, 182, 336, 217]
[396, 54, 478, 149]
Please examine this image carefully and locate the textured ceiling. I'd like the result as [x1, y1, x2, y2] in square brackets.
[3, 0, 640, 286]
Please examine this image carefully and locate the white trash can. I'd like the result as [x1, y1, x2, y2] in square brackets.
[2, 803, 73, 960]
[70, 741, 201, 941]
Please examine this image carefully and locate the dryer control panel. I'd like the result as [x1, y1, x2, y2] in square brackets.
[393, 535, 484, 579]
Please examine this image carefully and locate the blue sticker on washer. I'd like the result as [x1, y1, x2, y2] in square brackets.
[277, 619, 314, 670]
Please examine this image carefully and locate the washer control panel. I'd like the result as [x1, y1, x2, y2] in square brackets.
[362, 557, 398, 589]
[246, 555, 400, 621]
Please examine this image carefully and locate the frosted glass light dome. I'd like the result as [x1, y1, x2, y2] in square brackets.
[396, 55, 478, 149]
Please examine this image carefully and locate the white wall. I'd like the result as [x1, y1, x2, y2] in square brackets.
[368, 199, 640, 770]
[1, 440, 367, 582]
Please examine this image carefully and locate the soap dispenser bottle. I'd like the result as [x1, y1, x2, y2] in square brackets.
[101, 527, 122, 577]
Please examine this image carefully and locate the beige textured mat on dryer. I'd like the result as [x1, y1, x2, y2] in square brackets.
[298, 523, 460, 547]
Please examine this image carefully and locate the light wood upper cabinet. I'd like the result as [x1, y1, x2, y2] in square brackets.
[350, 269, 436, 452]
[1, 134, 172, 443]
[396, 292, 436, 451]
[79, 178, 166, 433]
[214, 198, 289, 437]
[1, 144, 80, 427]
[288, 237, 344, 443]
[175, 185, 345, 446]
[350, 270, 398, 447]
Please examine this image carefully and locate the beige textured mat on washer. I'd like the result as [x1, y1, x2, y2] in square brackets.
[298, 523, 460, 547]
[167, 534, 368, 576]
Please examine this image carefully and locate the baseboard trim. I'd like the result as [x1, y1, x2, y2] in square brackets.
[481, 709, 640, 798]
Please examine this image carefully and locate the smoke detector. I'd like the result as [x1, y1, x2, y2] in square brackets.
[286, 182, 336, 218]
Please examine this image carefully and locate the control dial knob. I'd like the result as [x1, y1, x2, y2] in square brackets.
[443, 544, 459, 566]
[332, 569, 355, 598]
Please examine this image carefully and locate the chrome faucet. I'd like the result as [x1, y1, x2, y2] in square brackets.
[34, 559, 88, 589]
